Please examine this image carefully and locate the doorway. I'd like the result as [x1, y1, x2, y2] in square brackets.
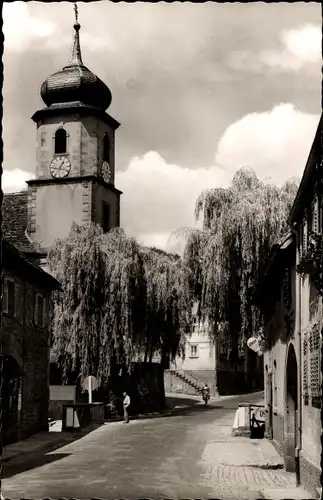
[284, 343, 298, 472]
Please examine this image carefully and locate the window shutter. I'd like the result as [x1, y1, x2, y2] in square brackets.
[3, 278, 9, 314]
[302, 335, 308, 399]
[34, 293, 39, 326]
[303, 221, 307, 253]
[6, 279, 15, 317]
[14, 282, 21, 321]
[312, 198, 319, 233]
[309, 322, 322, 400]
[299, 224, 304, 259]
[42, 296, 46, 328]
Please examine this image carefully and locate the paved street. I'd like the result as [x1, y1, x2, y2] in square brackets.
[3, 392, 297, 500]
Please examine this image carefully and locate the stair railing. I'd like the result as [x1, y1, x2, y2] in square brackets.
[174, 367, 204, 392]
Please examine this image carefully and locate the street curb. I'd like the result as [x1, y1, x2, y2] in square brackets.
[104, 403, 197, 423]
[245, 463, 284, 470]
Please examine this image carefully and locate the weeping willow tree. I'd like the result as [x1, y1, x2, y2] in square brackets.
[140, 246, 192, 365]
[48, 223, 190, 385]
[181, 168, 299, 359]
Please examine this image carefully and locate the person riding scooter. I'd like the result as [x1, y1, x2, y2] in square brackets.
[202, 383, 210, 406]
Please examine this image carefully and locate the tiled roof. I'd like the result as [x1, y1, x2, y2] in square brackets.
[289, 113, 322, 224]
[2, 191, 39, 254]
[3, 237, 60, 291]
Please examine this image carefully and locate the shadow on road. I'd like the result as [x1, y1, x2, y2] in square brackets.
[3, 392, 263, 480]
[2, 423, 101, 479]
[3, 453, 71, 479]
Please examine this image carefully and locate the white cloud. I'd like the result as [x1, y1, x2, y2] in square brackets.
[2, 168, 35, 193]
[117, 151, 231, 248]
[282, 24, 321, 63]
[3, 2, 57, 52]
[228, 24, 321, 72]
[3, 106, 319, 252]
[216, 104, 320, 185]
[118, 104, 319, 249]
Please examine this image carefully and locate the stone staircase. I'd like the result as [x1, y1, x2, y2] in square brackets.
[167, 368, 205, 394]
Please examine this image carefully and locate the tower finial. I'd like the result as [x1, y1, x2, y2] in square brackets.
[74, 2, 79, 25]
[68, 2, 83, 66]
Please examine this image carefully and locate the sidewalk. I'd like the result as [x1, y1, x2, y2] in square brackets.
[201, 408, 313, 500]
[202, 437, 313, 499]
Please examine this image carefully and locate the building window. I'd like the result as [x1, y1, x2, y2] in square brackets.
[34, 293, 45, 328]
[102, 203, 111, 233]
[192, 315, 199, 332]
[103, 133, 110, 163]
[54, 128, 67, 154]
[3, 277, 16, 317]
[189, 344, 198, 358]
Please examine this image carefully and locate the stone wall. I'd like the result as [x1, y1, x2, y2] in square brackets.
[164, 367, 262, 396]
[300, 452, 321, 499]
[164, 370, 200, 396]
[2, 267, 51, 444]
[113, 362, 165, 415]
[272, 411, 284, 449]
[72, 362, 166, 417]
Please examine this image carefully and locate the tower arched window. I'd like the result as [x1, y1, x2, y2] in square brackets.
[54, 128, 67, 154]
[103, 133, 110, 162]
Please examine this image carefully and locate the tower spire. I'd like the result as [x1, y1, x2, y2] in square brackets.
[68, 2, 83, 66]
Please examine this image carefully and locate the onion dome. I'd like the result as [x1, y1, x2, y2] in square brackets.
[40, 12, 112, 111]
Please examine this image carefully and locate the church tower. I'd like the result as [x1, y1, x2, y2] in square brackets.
[27, 7, 121, 254]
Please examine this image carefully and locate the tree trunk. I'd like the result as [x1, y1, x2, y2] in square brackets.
[213, 322, 219, 397]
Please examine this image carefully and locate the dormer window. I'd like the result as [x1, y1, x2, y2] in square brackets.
[54, 128, 67, 154]
[103, 133, 110, 163]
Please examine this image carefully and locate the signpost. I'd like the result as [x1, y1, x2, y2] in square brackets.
[82, 375, 98, 404]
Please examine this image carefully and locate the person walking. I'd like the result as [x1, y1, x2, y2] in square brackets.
[123, 391, 131, 423]
[202, 383, 210, 406]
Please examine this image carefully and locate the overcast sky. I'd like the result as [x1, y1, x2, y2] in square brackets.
[3, 1, 322, 251]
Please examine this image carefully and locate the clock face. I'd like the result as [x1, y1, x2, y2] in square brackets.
[50, 156, 71, 178]
[102, 161, 112, 183]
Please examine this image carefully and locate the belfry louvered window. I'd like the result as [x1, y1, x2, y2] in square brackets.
[54, 128, 67, 154]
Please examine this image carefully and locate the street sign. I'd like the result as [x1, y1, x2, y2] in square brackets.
[82, 375, 98, 404]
